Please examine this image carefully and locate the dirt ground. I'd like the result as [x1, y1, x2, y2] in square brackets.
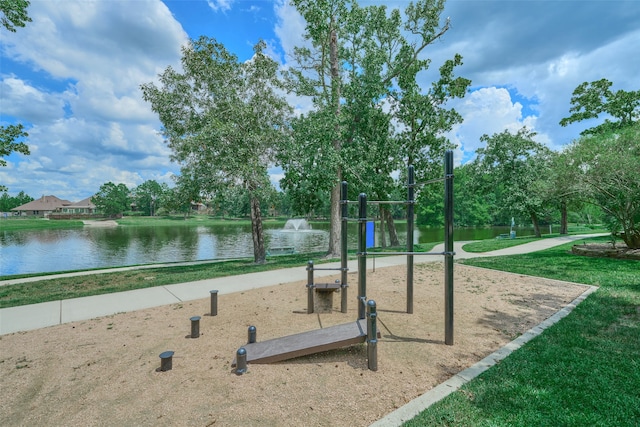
[0, 263, 589, 426]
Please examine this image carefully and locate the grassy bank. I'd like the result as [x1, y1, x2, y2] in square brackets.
[0, 252, 325, 308]
[406, 239, 640, 426]
[0, 243, 437, 308]
[0, 218, 84, 230]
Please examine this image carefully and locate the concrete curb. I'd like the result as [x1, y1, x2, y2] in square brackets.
[369, 285, 599, 427]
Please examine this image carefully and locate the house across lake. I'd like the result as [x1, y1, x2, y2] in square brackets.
[10, 195, 97, 218]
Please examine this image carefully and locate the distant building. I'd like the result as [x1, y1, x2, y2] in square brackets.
[60, 197, 97, 215]
[11, 195, 72, 217]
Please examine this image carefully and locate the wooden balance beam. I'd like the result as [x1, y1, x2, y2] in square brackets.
[233, 319, 376, 365]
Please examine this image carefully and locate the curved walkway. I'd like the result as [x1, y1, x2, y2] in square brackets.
[0, 234, 605, 426]
[0, 234, 603, 336]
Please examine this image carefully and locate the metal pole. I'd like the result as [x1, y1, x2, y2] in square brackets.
[158, 351, 174, 372]
[444, 150, 455, 345]
[209, 290, 218, 316]
[341, 181, 348, 313]
[190, 316, 200, 338]
[407, 165, 415, 314]
[358, 193, 367, 320]
[235, 348, 247, 375]
[367, 299, 378, 371]
[248, 325, 257, 344]
[306, 260, 314, 314]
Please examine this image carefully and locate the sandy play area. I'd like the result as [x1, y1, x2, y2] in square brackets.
[0, 262, 590, 426]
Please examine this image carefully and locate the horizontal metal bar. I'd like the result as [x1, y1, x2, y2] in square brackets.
[344, 200, 408, 205]
[357, 251, 456, 257]
[365, 200, 409, 205]
[310, 267, 349, 272]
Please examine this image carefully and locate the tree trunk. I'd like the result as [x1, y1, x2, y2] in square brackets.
[379, 212, 387, 248]
[327, 182, 341, 257]
[530, 211, 542, 238]
[621, 227, 640, 249]
[249, 193, 266, 264]
[560, 200, 568, 235]
[327, 22, 342, 258]
[383, 207, 400, 247]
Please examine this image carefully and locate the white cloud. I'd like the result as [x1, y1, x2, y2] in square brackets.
[207, 0, 234, 13]
[1, 0, 187, 200]
[0, 75, 65, 124]
[274, 0, 307, 61]
[447, 87, 553, 163]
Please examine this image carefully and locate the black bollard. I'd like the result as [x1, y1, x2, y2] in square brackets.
[306, 260, 314, 314]
[367, 300, 378, 371]
[159, 350, 174, 372]
[210, 290, 218, 316]
[190, 316, 201, 338]
[235, 347, 247, 375]
[248, 325, 257, 343]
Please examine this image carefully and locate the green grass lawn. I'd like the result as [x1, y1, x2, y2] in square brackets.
[0, 217, 84, 230]
[405, 239, 640, 426]
[0, 243, 437, 308]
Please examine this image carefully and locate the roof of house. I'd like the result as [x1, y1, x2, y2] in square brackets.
[11, 195, 73, 211]
[67, 196, 96, 209]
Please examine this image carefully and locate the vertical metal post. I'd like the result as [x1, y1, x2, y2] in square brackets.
[444, 150, 455, 345]
[158, 350, 174, 372]
[306, 260, 314, 314]
[235, 348, 247, 375]
[248, 325, 257, 343]
[358, 193, 367, 320]
[340, 181, 348, 313]
[407, 165, 415, 314]
[190, 316, 200, 338]
[367, 300, 378, 371]
[209, 290, 218, 316]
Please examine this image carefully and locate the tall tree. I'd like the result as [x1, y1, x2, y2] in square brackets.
[0, 190, 33, 212]
[283, 0, 468, 256]
[93, 182, 130, 218]
[0, 0, 31, 32]
[134, 180, 168, 216]
[0, 124, 30, 192]
[559, 78, 640, 135]
[1, 0, 32, 190]
[142, 38, 292, 264]
[565, 124, 640, 248]
[471, 128, 552, 237]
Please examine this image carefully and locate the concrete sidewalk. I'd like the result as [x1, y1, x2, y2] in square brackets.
[0, 234, 603, 336]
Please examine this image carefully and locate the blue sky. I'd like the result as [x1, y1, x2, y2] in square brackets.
[1, 0, 639, 202]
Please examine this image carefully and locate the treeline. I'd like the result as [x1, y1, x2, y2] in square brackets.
[0, 191, 33, 212]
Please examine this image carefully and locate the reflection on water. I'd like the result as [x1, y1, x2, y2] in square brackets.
[1, 222, 537, 276]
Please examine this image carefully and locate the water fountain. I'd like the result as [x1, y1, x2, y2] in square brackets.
[284, 218, 311, 231]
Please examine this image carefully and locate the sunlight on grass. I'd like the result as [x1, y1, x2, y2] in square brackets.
[405, 238, 640, 426]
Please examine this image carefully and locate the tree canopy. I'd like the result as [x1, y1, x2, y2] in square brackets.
[0, 0, 31, 32]
[0, 124, 30, 192]
[281, 0, 469, 255]
[564, 124, 640, 248]
[560, 78, 640, 135]
[141, 37, 292, 263]
[470, 127, 552, 237]
[92, 182, 130, 218]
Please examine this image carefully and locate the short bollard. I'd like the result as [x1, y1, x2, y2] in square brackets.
[158, 350, 174, 372]
[306, 260, 314, 314]
[248, 325, 257, 344]
[235, 347, 247, 375]
[367, 300, 378, 371]
[209, 290, 218, 316]
[190, 316, 201, 338]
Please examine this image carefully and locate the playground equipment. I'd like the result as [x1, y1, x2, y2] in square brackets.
[233, 151, 455, 372]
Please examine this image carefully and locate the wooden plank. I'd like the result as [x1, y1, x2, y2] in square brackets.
[234, 320, 372, 365]
[314, 283, 341, 292]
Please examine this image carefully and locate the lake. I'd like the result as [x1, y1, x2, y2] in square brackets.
[0, 222, 538, 276]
